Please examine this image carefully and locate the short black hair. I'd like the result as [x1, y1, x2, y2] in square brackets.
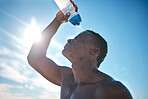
[86, 30, 108, 68]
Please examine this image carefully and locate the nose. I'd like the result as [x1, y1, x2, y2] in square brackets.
[67, 39, 73, 43]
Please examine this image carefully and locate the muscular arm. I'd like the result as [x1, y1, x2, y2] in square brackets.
[27, 12, 72, 86]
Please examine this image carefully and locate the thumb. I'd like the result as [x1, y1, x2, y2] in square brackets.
[64, 12, 71, 20]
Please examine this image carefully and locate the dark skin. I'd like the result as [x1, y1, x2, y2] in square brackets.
[27, 1, 133, 99]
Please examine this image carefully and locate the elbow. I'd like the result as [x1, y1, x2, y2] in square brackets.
[27, 54, 44, 67]
[27, 55, 36, 67]
[27, 55, 32, 66]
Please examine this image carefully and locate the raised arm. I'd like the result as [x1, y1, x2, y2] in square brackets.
[27, 11, 71, 86]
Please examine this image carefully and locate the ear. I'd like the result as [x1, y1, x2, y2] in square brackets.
[89, 48, 100, 56]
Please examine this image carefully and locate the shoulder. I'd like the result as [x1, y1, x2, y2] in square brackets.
[100, 80, 126, 89]
[60, 66, 74, 81]
[95, 80, 133, 99]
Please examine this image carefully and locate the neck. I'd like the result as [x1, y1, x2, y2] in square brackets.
[71, 59, 101, 84]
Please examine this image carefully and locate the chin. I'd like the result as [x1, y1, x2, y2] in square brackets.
[62, 49, 66, 56]
[62, 49, 68, 57]
[62, 49, 72, 62]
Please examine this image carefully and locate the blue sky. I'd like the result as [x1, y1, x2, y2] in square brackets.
[0, 0, 148, 99]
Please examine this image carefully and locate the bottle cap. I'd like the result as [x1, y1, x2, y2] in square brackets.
[69, 14, 82, 26]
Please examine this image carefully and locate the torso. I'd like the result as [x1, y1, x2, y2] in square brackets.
[60, 70, 132, 99]
[61, 81, 100, 99]
[70, 83, 99, 99]
[60, 74, 114, 99]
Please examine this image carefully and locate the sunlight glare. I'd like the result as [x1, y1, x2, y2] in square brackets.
[23, 18, 42, 48]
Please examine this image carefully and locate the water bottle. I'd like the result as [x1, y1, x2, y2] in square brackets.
[54, 0, 82, 26]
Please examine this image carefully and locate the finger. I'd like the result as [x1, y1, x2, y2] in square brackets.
[65, 12, 71, 20]
[70, 0, 75, 6]
[74, 5, 78, 12]
[70, 0, 78, 12]
[65, 19, 68, 22]
[70, 0, 73, 4]
[56, 11, 63, 17]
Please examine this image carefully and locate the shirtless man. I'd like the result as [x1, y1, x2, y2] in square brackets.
[27, 1, 133, 99]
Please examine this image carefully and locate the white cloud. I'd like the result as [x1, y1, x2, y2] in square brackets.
[0, 40, 61, 97]
[31, 75, 60, 93]
[0, 9, 28, 27]
[0, 28, 25, 47]
[25, 75, 61, 98]
[0, 84, 23, 92]
[39, 91, 60, 99]
[50, 39, 64, 50]
[0, 84, 34, 99]
[0, 46, 26, 62]
[0, 27, 34, 55]
[0, 17, 66, 99]
[25, 84, 34, 90]
[0, 62, 29, 83]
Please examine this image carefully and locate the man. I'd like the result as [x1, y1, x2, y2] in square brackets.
[27, 1, 133, 99]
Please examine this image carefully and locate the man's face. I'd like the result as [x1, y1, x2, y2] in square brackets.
[62, 31, 95, 62]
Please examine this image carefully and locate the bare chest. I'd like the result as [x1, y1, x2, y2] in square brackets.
[61, 84, 96, 99]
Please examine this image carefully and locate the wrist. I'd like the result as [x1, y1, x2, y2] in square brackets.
[54, 17, 63, 25]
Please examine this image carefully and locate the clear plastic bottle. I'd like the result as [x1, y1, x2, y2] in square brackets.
[54, 0, 82, 26]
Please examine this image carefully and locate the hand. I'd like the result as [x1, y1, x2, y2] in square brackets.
[70, 0, 78, 12]
[55, 0, 78, 24]
[56, 11, 71, 24]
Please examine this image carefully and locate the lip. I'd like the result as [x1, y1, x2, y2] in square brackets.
[64, 43, 71, 49]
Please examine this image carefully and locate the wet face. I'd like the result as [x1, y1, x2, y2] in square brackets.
[62, 31, 97, 63]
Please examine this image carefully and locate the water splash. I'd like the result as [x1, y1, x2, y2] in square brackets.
[78, 25, 85, 31]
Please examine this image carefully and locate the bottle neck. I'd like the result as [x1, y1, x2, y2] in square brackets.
[68, 12, 78, 20]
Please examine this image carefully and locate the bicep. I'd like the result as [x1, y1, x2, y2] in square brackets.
[28, 56, 63, 86]
[28, 57, 73, 86]
[37, 57, 63, 85]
